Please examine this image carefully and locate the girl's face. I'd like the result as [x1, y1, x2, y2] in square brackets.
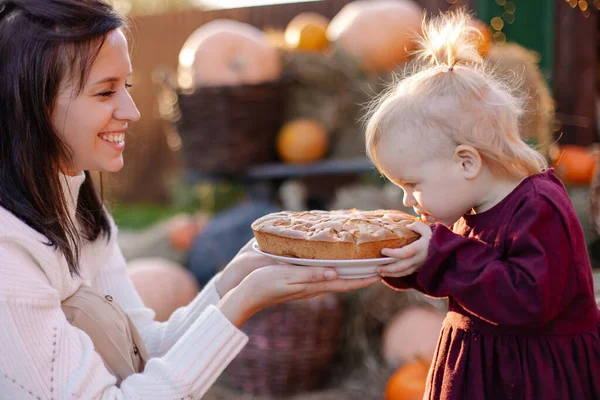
[375, 135, 477, 227]
[51, 29, 140, 175]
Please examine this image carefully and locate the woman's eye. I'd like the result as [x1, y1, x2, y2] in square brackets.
[98, 91, 116, 98]
[125, 83, 133, 89]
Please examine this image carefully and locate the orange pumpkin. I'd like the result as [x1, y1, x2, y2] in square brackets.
[470, 18, 492, 58]
[178, 19, 282, 88]
[128, 258, 200, 322]
[284, 12, 330, 52]
[326, 0, 423, 72]
[277, 119, 328, 163]
[550, 145, 599, 185]
[385, 359, 430, 400]
[381, 306, 444, 367]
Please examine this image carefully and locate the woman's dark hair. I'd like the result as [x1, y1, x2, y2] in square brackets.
[0, 0, 127, 276]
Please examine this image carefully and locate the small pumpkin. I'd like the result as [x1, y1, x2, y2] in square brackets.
[276, 119, 328, 164]
[167, 213, 210, 252]
[284, 12, 330, 52]
[326, 0, 423, 72]
[385, 359, 430, 400]
[178, 19, 282, 88]
[550, 144, 598, 185]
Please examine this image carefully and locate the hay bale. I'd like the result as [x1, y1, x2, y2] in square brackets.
[486, 43, 555, 158]
[281, 49, 391, 159]
[281, 50, 363, 131]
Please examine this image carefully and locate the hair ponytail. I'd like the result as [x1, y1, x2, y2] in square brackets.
[415, 9, 483, 70]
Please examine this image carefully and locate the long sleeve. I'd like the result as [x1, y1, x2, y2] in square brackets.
[0, 237, 248, 399]
[384, 197, 576, 327]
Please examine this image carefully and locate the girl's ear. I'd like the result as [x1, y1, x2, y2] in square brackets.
[454, 145, 482, 179]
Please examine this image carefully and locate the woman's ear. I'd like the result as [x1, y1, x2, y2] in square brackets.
[454, 145, 482, 179]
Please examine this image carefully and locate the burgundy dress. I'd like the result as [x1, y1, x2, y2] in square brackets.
[384, 169, 600, 400]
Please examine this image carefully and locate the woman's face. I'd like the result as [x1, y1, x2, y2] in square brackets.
[51, 29, 140, 175]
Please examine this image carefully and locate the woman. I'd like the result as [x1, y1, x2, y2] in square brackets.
[0, 1, 380, 398]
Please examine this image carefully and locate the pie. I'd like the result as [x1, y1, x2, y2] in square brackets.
[251, 209, 420, 260]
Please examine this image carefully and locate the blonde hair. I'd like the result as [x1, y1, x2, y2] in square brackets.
[365, 9, 547, 179]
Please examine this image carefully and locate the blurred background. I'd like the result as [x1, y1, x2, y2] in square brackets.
[104, 1, 600, 399]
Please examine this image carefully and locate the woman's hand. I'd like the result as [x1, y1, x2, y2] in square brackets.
[377, 221, 432, 278]
[218, 265, 381, 327]
[215, 239, 272, 297]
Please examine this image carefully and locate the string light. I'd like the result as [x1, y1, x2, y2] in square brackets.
[445, 0, 466, 13]
[568, 0, 595, 17]
[483, 0, 515, 46]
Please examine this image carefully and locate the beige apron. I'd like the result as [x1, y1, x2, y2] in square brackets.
[61, 285, 149, 384]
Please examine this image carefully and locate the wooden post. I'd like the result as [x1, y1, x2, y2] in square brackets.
[553, 1, 597, 145]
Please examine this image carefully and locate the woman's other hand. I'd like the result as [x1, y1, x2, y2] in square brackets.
[215, 239, 271, 297]
[218, 265, 381, 327]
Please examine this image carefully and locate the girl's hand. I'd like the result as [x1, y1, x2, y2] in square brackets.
[218, 265, 381, 327]
[216, 239, 272, 297]
[377, 221, 432, 278]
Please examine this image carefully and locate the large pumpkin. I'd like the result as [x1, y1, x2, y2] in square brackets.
[326, 0, 423, 72]
[178, 19, 282, 88]
[550, 145, 598, 185]
[385, 359, 430, 400]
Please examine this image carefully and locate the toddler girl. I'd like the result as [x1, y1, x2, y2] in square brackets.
[366, 10, 600, 400]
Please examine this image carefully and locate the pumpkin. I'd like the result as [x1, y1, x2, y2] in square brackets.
[381, 306, 444, 367]
[385, 359, 430, 400]
[326, 0, 423, 72]
[284, 12, 330, 52]
[178, 19, 282, 88]
[276, 119, 328, 163]
[167, 213, 210, 252]
[550, 145, 598, 185]
[470, 18, 492, 58]
[128, 258, 200, 322]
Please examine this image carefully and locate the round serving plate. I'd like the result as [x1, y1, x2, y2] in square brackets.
[252, 241, 394, 279]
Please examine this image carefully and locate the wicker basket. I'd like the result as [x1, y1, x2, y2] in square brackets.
[224, 293, 344, 398]
[172, 79, 288, 175]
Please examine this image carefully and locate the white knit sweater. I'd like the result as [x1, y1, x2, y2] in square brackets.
[0, 173, 248, 399]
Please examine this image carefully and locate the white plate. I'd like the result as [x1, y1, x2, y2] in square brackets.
[252, 241, 395, 279]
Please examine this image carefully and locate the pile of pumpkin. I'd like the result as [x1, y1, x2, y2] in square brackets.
[174, 0, 563, 170]
[176, 0, 488, 165]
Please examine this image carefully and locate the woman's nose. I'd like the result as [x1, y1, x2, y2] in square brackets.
[114, 91, 141, 122]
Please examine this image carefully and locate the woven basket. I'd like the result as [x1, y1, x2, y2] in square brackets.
[172, 79, 288, 175]
[224, 293, 344, 397]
